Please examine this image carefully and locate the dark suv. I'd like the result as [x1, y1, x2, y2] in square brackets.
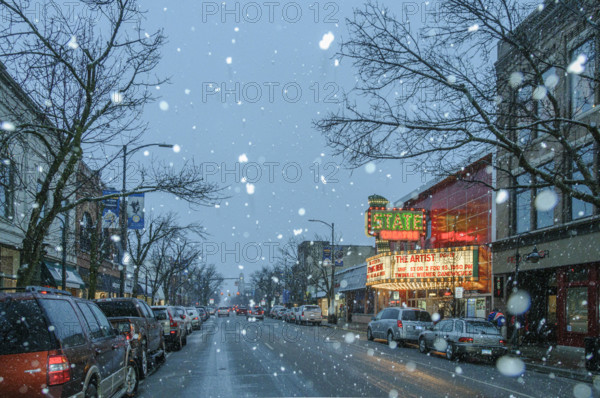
[0, 286, 138, 398]
[95, 298, 165, 379]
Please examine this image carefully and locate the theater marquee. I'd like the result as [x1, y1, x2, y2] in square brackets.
[366, 247, 479, 289]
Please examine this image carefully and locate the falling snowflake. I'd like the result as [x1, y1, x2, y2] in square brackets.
[319, 32, 335, 50]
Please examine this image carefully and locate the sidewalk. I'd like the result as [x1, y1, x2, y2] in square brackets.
[325, 321, 600, 383]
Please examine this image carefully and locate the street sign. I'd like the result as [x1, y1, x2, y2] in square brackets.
[209, 298, 214, 304]
[455, 287, 464, 299]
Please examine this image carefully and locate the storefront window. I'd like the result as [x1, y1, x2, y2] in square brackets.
[566, 287, 588, 333]
[567, 267, 589, 283]
[515, 174, 532, 233]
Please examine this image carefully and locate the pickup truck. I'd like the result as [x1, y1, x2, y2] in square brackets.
[95, 298, 166, 379]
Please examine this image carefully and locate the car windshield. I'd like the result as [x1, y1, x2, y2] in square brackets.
[0, 298, 54, 355]
[95, 300, 139, 317]
[0, 1, 590, 397]
[466, 321, 500, 335]
[153, 309, 168, 321]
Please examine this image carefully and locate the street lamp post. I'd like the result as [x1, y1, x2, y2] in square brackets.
[309, 219, 337, 324]
[57, 199, 69, 291]
[119, 143, 174, 297]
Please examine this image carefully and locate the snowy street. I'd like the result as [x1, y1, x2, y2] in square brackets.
[137, 315, 588, 398]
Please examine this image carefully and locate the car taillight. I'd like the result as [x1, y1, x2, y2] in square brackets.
[302, 312, 304, 316]
[48, 354, 70, 385]
[194, 317, 198, 320]
[169, 312, 177, 327]
[458, 337, 474, 343]
[181, 314, 186, 319]
[499, 339, 506, 345]
[125, 323, 135, 340]
[397, 320, 403, 328]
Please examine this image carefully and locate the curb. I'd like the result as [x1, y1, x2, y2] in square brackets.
[523, 361, 596, 383]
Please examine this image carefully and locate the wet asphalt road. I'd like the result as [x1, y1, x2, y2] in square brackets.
[137, 315, 596, 397]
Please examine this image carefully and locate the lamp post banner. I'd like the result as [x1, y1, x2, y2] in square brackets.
[127, 193, 145, 230]
[102, 190, 120, 229]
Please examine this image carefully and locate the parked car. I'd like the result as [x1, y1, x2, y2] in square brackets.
[292, 307, 302, 324]
[208, 307, 216, 315]
[173, 306, 193, 335]
[236, 305, 248, 315]
[96, 297, 166, 379]
[270, 305, 284, 318]
[418, 318, 508, 361]
[296, 305, 323, 325]
[283, 309, 293, 322]
[217, 306, 230, 317]
[247, 306, 265, 320]
[152, 306, 187, 351]
[197, 307, 208, 322]
[0, 286, 138, 398]
[276, 307, 287, 319]
[186, 307, 202, 330]
[367, 307, 433, 346]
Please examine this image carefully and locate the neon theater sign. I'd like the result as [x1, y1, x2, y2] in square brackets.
[365, 208, 426, 241]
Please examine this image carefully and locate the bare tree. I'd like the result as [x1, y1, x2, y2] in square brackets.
[0, 1, 221, 286]
[187, 264, 224, 306]
[250, 264, 282, 310]
[128, 212, 206, 298]
[315, 1, 600, 204]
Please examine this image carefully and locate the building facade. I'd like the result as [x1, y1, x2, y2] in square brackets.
[364, 155, 493, 319]
[493, 3, 600, 347]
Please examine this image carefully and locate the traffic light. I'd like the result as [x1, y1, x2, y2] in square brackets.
[220, 292, 223, 295]
[236, 292, 240, 295]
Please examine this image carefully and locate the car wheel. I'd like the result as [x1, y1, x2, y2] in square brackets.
[84, 382, 98, 398]
[175, 334, 183, 351]
[139, 342, 148, 379]
[367, 327, 374, 341]
[419, 338, 429, 353]
[387, 331, 395, 347]
[124, 360, 139, 398]
[446, 342, 455, 361]
[183, 334, 188, 346]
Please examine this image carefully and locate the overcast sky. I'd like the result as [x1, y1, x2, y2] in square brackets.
[121, 1, 432, 292]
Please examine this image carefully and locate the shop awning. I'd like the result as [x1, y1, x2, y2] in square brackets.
[336, 264, 367, 293]
[42, 261, 86, 289]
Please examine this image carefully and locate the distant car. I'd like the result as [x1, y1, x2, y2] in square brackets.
[276, 307, 287, 319]
[247, 306, 265, 320]
[186, 307, 202, 330]
[283, 309, 294, 322]
[217, 306, 230, 317]
[270, 305, 284, 318]
[297, 305, 323, 326]
[152, 306, 187, 351]
[174, 306, 193, 335]
[209, 307, 216, 315]
[292, 307, 302, 324]
[0, 286, 137, 398]
[197, 307, 208, 322]
[236, 306, 248, 315]
[418, 318, 508, 361]
[367, 307, 433, 346]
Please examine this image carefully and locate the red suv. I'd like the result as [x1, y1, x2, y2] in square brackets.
[0, 286, 137, 398]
